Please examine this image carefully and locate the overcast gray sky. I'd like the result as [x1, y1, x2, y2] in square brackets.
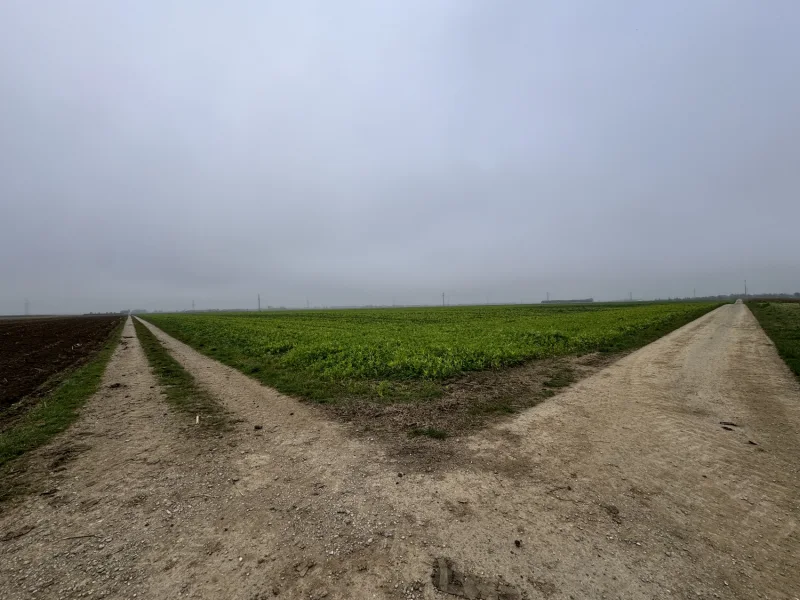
[1, 1, 798, 313]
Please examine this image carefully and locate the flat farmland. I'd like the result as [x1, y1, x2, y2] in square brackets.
[0, 316, 122, 411]
[143, 302, 720, 405]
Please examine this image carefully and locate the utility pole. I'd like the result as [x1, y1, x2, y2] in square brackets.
[192, 300, 195, 312]
[629, 292, 633, 301]
[744, 280, 747, 297]
[442, 292, 445, 307]
[693, 288, 696, 299]
[24, 298, 30, 316]
[258, 294, 261, 311]
[306, 297, 310, 309]
[546, 292, 550, 302]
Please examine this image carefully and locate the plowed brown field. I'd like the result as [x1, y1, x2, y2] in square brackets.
[0, 316, 121, 412]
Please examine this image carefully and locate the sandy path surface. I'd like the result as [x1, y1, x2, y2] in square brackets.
[2, 304, 799, 599]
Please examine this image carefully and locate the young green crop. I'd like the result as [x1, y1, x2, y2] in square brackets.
[747, 301, 800, 378]
[142, 303, 719, 402]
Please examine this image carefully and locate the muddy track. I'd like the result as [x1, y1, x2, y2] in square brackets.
[1, 305, 799, 599]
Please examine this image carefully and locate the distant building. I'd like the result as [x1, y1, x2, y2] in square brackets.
[541, 298, 594, 304]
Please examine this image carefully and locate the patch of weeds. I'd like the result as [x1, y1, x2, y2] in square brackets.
[748, 301, 800, 378]
[0, 320, 123, 471]
[543, 367, 575, 389]
[408, 427, 449, 440]
[376, 380, 394, 398]
[469, 399, 516, 416]
[133, 319, 230, 431]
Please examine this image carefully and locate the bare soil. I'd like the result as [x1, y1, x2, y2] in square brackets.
[0, 316, 122, 416]
[1, 304, 799, 599]
[328, 352, 616, 436]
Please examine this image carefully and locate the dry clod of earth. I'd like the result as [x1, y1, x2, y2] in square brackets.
[432, 557, 522, 600]
[1, 304, 799, 599]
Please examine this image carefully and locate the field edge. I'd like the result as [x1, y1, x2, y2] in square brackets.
[0, 318, 124, 474]
[141, 303, 721, 405]
[140, 303, 721, 442]
[747, 300, 800, 379]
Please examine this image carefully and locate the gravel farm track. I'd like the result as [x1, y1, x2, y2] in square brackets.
[1, 303, 799, 600]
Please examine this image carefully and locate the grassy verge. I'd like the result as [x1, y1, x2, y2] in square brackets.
[408, 427, 448, 440]
[748, 301, 800, 378]
[0, 320, 123, 469]
[133, 318, 230, 431]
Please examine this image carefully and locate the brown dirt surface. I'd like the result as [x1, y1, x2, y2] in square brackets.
[325, 351, 618, 457]
[0, 316, 122, 414]
[1, 304, 799, 600]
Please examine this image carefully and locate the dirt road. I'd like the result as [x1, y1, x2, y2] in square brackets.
[1, 303, 798, 599]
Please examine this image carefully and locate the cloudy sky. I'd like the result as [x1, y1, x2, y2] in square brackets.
[1, 1, 798, 313]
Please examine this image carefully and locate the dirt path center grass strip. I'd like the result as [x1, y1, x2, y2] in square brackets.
[0, 320, 124, 469]
[133, 318, 230, 431]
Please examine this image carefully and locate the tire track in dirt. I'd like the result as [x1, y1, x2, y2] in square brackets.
[0, 318, 269, 599]
[0, 317, 230, 598]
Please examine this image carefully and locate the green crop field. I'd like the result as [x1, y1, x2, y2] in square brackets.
[142, 302, 719, 404]
[748, 301, 800, 378]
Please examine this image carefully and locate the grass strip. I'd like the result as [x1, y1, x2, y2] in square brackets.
[408, 427, 448, 440]
[133, 318, 230, 431]
[748, 301, 800, 378]
[0, 320, 123, 469]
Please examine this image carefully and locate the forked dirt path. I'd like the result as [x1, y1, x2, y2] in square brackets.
[2, 305, 799, 599]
